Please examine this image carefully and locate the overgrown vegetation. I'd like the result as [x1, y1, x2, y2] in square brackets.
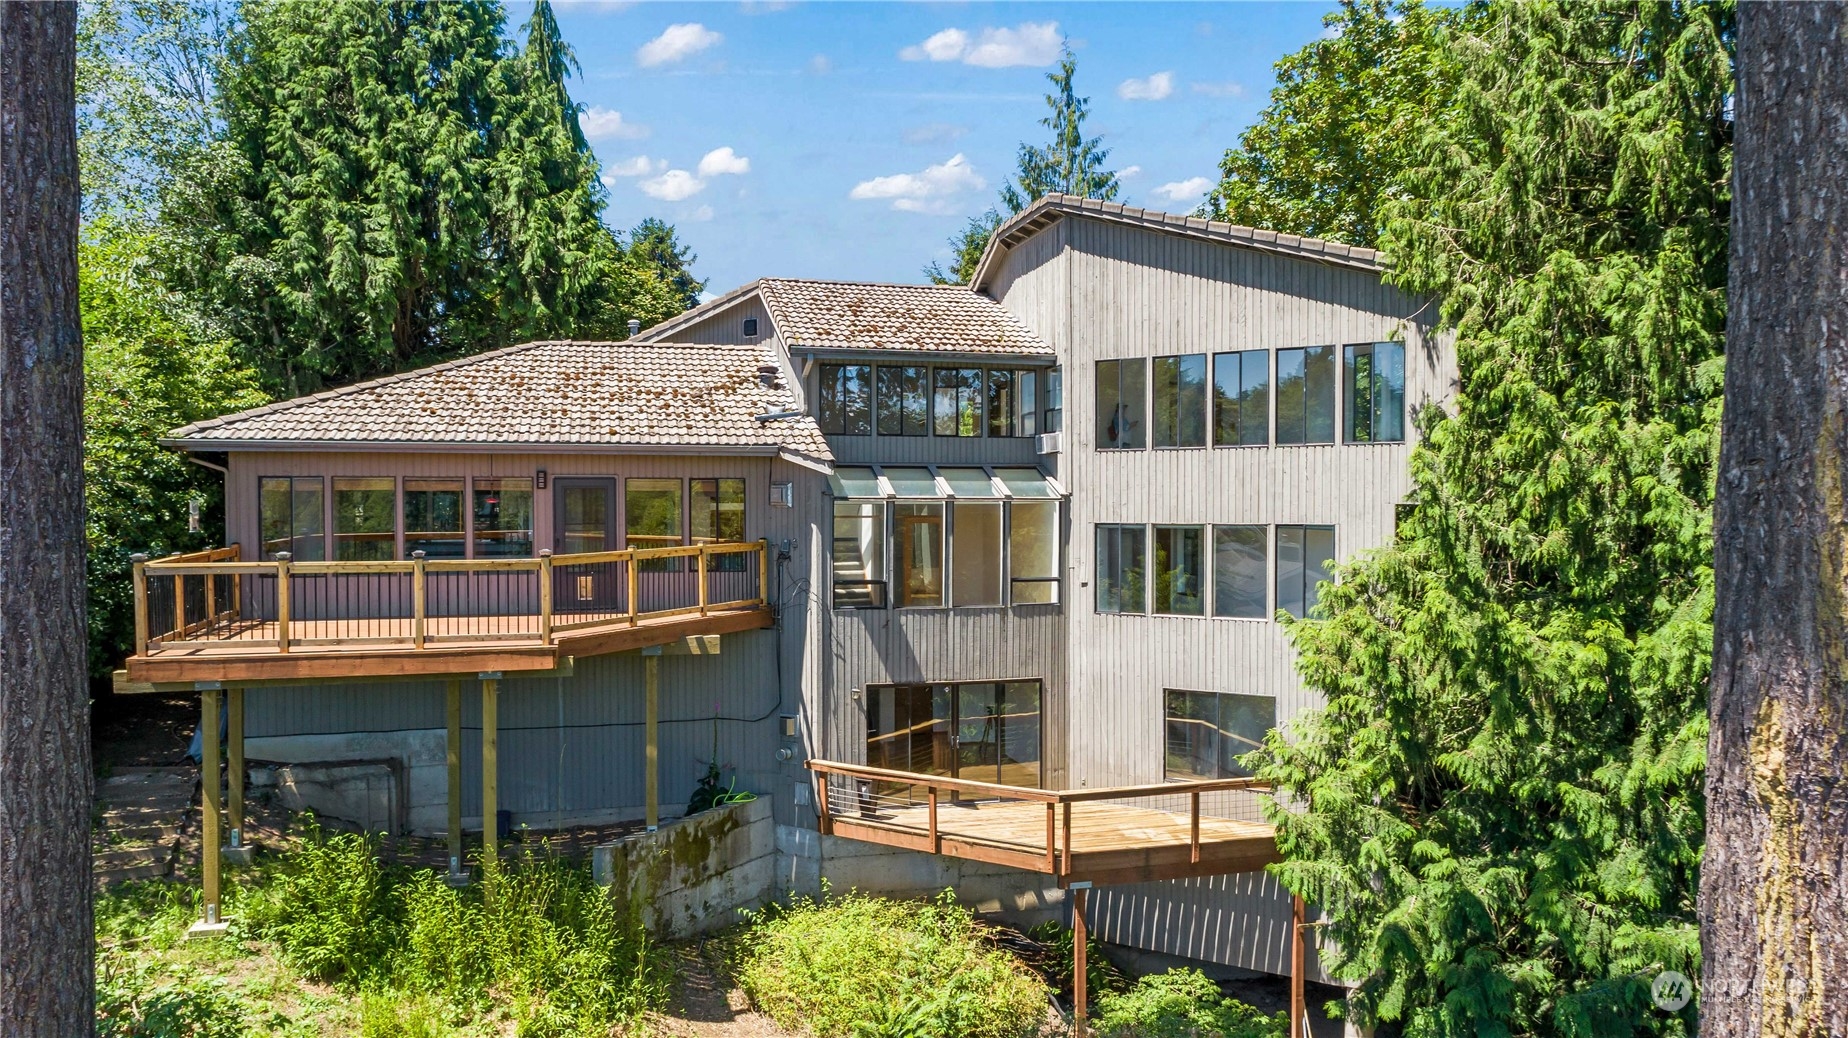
[736, 890, 1049, 1038]
[1092, 969, 1285, 1038]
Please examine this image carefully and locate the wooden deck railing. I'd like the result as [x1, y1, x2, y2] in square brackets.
[131, 540, 769, 657]
[806, 759, 1271, 877]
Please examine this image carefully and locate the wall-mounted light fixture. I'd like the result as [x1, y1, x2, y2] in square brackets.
[536, 469, 548, 489]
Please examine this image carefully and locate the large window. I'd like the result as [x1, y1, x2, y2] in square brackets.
[692, 478, 746, 570]
[1095, 524, 1147, 614]
[403, 479, 464, 559]
[258, 476, 324, 561]
[332, 477, 395, 561]
[894, 503, 945, 606]
[819, 363, 872, 436]
[986, 369, 1039, 438]
[933, 368, 983, 437]
[1213, 350, 1270, 446]
[1276, 346, 1336, 445]
[1153, 525, 1205, 616]
[1345, 341, 1406, 443]
[1276, 525, 1336, 618]
[472, 478, 533, 558]
[950, 502, 1003, 606]
[832, 501, 886, 608]
[1009, 499, 1060, 605]
[1212, 525, 1267, 618]
[1165, 689, 1276, 780]
[626, 477, 684, 573]
[876, 366, 929, 437]
[1153, 354, 1208, 448]
[1095, 359, 1147, 449]
[866, 680, 1043, 791]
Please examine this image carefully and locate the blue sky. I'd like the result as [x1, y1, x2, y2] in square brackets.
[538, 2, 1340, 294]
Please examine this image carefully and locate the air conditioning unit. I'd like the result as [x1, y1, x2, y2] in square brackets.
[1036, 431, 1063, 455]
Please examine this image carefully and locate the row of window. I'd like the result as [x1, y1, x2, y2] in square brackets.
[1094, 523, 1335, 619]
[832, 497, 1061, 608]
[818, 363, 1062, 439]
[257, 475, 746, 562]
[1098, 342, 1406, 450]
[1165, 688, 1274, 781]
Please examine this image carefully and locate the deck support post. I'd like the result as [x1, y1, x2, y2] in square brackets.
[446, 679, 464, 881]
[198, 687, 224, 931]
[644, 647, 661, 831]
[227, 687, 245, 853]
[1071, 883, 1091, 1036]
[1290, 894, 1306, 1038]
[481, 675, 499, 870]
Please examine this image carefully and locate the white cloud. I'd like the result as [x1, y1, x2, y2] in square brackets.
[808, 54, 832, 74]
[899, 22, 1061, 68]
[1118, 165, 1143, 179]
[636, 23, 722, 67]
[1117, 71, 1174, 101]
[1152, 176, 1213, 203]
[904, 122, 969, 145]
[580, 106, 649, 141]
[689, 204, 715, 222]
[1192, 81, 1245, 98]
[849, 153, 985, 213]
[640, 169, 706, 201]
[602, 155, 665, 181]
[696, 146, 751, 177]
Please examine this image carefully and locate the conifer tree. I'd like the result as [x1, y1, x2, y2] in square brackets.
[1251, 3, 1733, 1033]
[629, 216, 706, 313]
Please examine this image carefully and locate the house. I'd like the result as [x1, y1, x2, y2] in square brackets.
[131, 194, 1453, 990]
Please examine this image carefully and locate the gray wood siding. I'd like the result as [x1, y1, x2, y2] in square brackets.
[661, 295, 774, 347]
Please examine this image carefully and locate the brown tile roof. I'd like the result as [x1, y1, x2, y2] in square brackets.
[971, 193, 1385, 291]
[166, 340, 830, 461]
[639, 278, 1052, 356]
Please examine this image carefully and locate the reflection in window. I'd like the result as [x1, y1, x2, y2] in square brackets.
[1094, 524, 1147, 614]
[472, 478, 533, 558]
[258, 476, 324, 561]
[1153, 354, 1208, 448]
[1276, 346, 1336, 444]
[933, 368, 983, 437]
[1344, 342, 1406, 443]
[894, 503, 945, 607]
[1165, 688, 1275, 780]
[1212, 525, 1267, 618]
[875, 366, 929, 437]
[626, 478, 684, 570]
[1213, 350, 1270, 446]
[1153, 525, 1205, 615]
[692, 478, 747, 571]
[1276, 525, 1336, 618]
[950, 502, 1003, 607]
[1009, 500, 1060, 605]
[819, 363, 872, 436]
[1044, 368, 1063, 434]
[1094, 359, 1147, 449]
[831, 501, 886, 608]
[986, 369, 1039, 438]
[404, 479, 464, 558]
[332, 477, 395, 561]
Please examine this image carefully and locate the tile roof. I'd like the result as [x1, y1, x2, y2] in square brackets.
[640, 278, 1053, 356]
[971, 193, 1385, 291]
[166, 340, 831, 461]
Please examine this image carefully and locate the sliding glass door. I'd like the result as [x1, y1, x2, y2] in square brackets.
[865, 679, 1043, 803]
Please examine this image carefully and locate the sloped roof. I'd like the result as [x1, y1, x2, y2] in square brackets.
[166, 340, 831, 461]
[971, 193, 1384, 291]
[639, 277, 1052, 356]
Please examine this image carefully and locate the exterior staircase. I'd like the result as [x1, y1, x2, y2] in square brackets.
[93, 767, 194, 886]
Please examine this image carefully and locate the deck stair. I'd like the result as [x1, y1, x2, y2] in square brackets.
[93, 767, 194, 886]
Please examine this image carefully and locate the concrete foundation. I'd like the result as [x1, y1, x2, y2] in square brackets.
[773, 824, 1067, 927]
[593, 797, 778, 938]
[257, 758, 405, 834]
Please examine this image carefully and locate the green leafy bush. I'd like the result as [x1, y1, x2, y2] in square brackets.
[738, 890, 1048, 1038]
[1027, 920, 1128, 1002]
[242, 829, 400, 984]
[1092, 969, 1284, 1038]
[96, 956, 252, 1038]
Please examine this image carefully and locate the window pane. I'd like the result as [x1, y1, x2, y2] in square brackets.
[473, 478, 533, 558]
[625, 478, 683, 553]
[828, 466, 883, 498]
[1009, 500, 1059, 604]
[1153, 356, 1179, 447]
[986, 369, 1016, 438]
[951, 502, 1003, 607]
[997, 681, 1042, 787]
[691, 478, 746, 544]
[333, 477, 395, 561]
[1213, 525, 1267, 618]
[832, 501, 885, 608]
[1165, 689, 1220, 781]
[882, 466, 939, 498]
[1378, 342, 1405, 442]
[1094, 524, 1146, 614]
[894, 503, 945, 607]
[1240, 350, 1270, 445]
[260, 476, 325, 561]
[1154, 526, 1205, 615]
[260, 477, 292, 559]
[1156, 355, 1207, 448]
[876, 366, 929, 437]
[290, 480, 325, 560]
[939, 468, 999, 498]
[1045, 368, 1063, 434]
[1095, 360, 1120, 448]
[404, 478, 464, 559]
[1304, 526, 1336, 615]
[1305, 345, 1335, 443]
[996, 467, 1058, 499]
[1276, 349, 1307, 444]
[933, 368, 982, 436]
[820, 364, 872, 436]
[1217, 693, 1276, 777]
[1118, 358, 1146, 448]
[1345, 345, 1375, 443]
[1276, 525, 1335, 618]
[1018, 371, 1038, 437]
[1212, 353, 1240, 447]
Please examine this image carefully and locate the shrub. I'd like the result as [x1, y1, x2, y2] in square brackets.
[1092, 969, 1285, 1038]
[96, 955, 252, 1038]
[242, 828, 399, 984]
[738, 890, 1049, 1038]
[1027, 920, 1128, 1002]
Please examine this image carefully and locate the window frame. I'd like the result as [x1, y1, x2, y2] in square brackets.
[1094, 359, 1147, 450]
[1152, 354, 1209, 449]
[258, 475, 326, 561]
[1163, 688, 1278, 781]
[932, 367, 984, 437]
[1275, 345, 1337, 446]
[1275, 524, 1336, 619]
[331, 476, 399, 562]
[831, 498, 888, 609]
[1094, 523, 1148, 614]
[1343, 341, 1407, 444]
[1211, 524, 1269, 620]
[471, 477, 535, 559]
[1152, 524, 1206, 616]
[875, 365, 931, 437]
[1212, 349, 1271, 447]
[403, 478, 466, 559]
[818, 362, 873, 436]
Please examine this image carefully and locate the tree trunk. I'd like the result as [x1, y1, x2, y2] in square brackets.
[0, 4, 91, 1035]
[1704, 4, 1848, 1035]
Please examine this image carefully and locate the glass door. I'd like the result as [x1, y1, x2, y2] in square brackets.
[554, 478, 619, 611]
[865, 680, 1043, 804]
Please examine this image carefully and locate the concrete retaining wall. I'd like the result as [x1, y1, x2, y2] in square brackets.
[772, 824, 1067, 927]
[593, 797, 778, 938]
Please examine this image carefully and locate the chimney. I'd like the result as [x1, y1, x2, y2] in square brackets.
[626, 318, 641, 339]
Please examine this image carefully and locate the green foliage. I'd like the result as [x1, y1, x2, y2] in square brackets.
[1250, 2, 1731, 1034]
[1200, 0, 1460, 247]
[1091, 969, 1285, 1038]
[1026, 919, 1127, 1002]
[629, 216, 707, 314]
[97, 957, 254, 1038]
[737, 890, 1048, 1038]
[242, 830, 400, 985]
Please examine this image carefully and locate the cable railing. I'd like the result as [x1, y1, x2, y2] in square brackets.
[131, 540, 769, 656]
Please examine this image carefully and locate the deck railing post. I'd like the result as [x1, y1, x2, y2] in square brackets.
[1045, 802, 1057, 873]
[131, 553, 150, 654]
[816, 773, 832, 835]
[412, 550, 428, 649]
[758, 539, 770, 607]
[204, 568, 217, 632]
[928, 786, 939, 853]
[697, 548, 709, 616]
[171, 552, 186, 638]
[274, 552, 292, 653]
[537, 549, 554, 644]
[1190, 790, 1201, 864]
[1062, 801, 1072, 876]
[230, 543, 243, 619]
[627, 555, 639, 627]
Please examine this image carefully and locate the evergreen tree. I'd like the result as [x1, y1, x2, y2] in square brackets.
[927, 47, 1118, 285]
[1251, 3, 1732, 1034]
[629, 216, 705, 313]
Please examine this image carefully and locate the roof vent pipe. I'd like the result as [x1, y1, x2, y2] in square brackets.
[626, 318, 641, 339]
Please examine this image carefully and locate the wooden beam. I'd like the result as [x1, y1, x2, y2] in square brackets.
[200, 688, 222, 925]
[1290, 895, 1306, 1038]
[481, 676, 498, 868]
[1072, 885, 1089, 1036]
[126, 644, 560, 684]
[227, 687, 244, 849]
[446, 679, 462, 878]
[645, 649, 660, 831]
[139, 656, 576, 693]
[554, 607, 771, 659]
